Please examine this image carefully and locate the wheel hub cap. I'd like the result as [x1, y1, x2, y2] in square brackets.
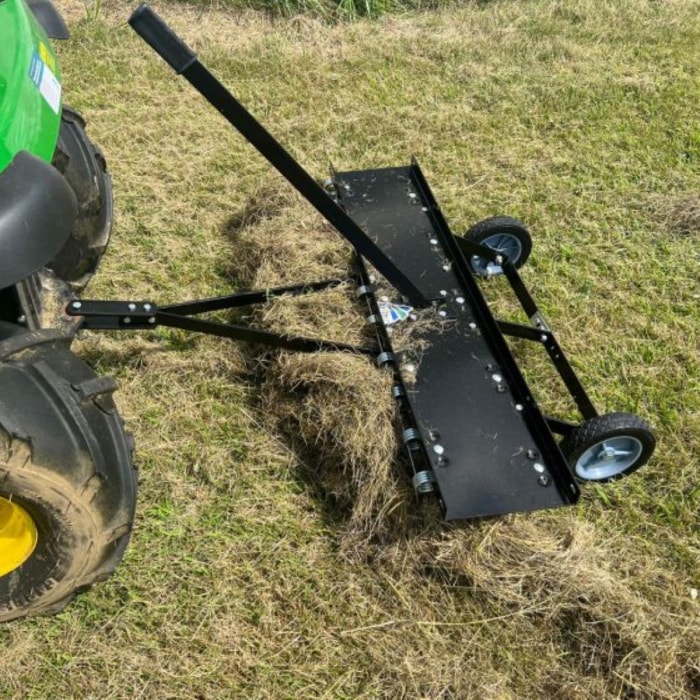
[575, 436, 644, 480]
[471, 233, 523, 275]
[0, 497, 38, 577]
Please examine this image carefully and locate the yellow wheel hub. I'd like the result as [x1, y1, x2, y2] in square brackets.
[0, 497, 38, 577]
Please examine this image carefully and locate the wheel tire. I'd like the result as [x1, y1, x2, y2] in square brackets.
[464, 216, 532, 276]
[560, 412, 655, 483]
[0, 330, 137, 622]
[48, 107, 114, 291]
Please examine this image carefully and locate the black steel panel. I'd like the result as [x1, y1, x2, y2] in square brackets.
[336, 166, 578, 519]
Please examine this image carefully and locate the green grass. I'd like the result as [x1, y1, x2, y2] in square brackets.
[167, 0, 453, 20]
[1, 0, 699, 697]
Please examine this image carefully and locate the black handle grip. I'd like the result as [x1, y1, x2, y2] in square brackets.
[129, 4, 196, 74]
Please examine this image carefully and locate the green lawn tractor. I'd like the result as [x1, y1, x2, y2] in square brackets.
[0, 0, 136, 622]
[0, 2, 656, 623]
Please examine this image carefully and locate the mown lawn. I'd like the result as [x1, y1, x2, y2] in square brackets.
[1, 0, 698, 697]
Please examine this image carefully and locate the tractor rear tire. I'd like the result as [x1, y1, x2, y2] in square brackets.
[48, 107, 114, 291]
[0, 329, 137, 622]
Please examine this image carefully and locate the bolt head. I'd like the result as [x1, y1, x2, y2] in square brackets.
[432, 444, 445, 456]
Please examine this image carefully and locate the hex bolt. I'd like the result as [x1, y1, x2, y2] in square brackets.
[438, 310, 448, 318]
[533, 462, 546, 473]
[432, 444, 445, 456]
[439, 289, 448, 297]
[540, 334, 549, 343]
[469, 322, 478, 330]
[430, 238, 439, 246]
[456, 296, 465, 305]
[123, 317, 131, 324]
[442, 264, 452, 271]
[72, 301, 82, 310]
[148, 317, 156, 324]
[492, 373, 503, 383]
[128, 303, 137, 312]
[515, 404, 524, 412]
[144, 303, 152, 312]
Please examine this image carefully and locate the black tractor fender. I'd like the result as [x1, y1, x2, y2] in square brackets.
[0, 151, 77, 289]
[26, 0, 69, 40]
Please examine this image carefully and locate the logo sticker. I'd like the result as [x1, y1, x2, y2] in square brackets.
[378, 302, 414, 326]
[28, 51, 61, 115]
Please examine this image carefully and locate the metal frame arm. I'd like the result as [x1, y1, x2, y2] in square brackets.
[454, 233, 597, 420]
[67, 278, 377, 356]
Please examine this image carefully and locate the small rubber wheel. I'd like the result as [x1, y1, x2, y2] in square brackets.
[464, 216, 532, 276]
[0, 330, 137, 622]
[560, 412, 655, 483]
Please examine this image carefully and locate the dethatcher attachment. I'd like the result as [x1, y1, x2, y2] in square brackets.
[69, 5, 655, 521]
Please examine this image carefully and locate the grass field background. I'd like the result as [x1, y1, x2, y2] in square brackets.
[1, 0, 698, 697]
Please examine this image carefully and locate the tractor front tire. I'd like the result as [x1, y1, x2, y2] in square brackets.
[0, 329, 137, 622]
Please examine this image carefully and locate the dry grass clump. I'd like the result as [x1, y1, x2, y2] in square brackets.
[648, 194, 700, 236]
[262, 353, 408, 529]
[232, 189, 414, 532]
[365, 516, 699, 696]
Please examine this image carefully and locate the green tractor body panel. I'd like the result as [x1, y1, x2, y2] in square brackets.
[0, 0, 62, 171]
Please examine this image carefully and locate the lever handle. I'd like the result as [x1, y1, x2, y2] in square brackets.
[129, 4, 196, 74]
